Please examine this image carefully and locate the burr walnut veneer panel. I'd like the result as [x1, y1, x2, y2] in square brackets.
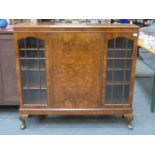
[51, 33, 101, 108]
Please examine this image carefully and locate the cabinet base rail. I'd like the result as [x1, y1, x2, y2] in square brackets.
[19, 109, 133, 130]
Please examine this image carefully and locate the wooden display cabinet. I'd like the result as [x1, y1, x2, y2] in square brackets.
[14, 23, 139, 129]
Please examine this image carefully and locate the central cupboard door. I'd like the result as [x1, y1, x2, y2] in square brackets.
[51, 32, 102, 108]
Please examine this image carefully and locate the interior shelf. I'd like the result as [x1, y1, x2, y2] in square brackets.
[107, 68, 131, 71]
[106, 82, 130, 85]
[20, 58, 45, 60]
[23, 86, 47, 90]
[21, 68, 46, 71]
[19, 48, 45, 51]
[107, 58, 132, 60]
[108, 48, 133, 51]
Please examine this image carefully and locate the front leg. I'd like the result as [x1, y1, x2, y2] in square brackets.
[124, 114, 134, 129]
[19, 114, 29, 130]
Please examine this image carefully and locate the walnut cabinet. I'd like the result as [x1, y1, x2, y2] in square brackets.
[13, 23, 139, 129]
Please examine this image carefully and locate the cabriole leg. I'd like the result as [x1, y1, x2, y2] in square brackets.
[124, 114, 134, 129]
[19, 114, 29, 130]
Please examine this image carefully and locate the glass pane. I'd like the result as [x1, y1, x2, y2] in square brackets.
[41, 90, 47, 104]
[108, 39, 115, 48]
[40, 59, 45, 68]
[106, 85, 112, 104]
[107, 50, 114, 58]
[20, 50, 26, 57]
[107, 70, 112, 82]
[27, 59, 39, 69]
[22, 90, 29, 104]
[126, 59, 132, 68]
[115, 38, 126, 48]
[114, 59, 125, 68]
[122, 85, 130, 103]
[27, 50, 38, 58]
[127, 39, 133, 48]
[114, 70, 124, 82]
[28, 70, 39, 87]
[39, 50, 45, 58]
[114, 50, 126, 58]
[125, 70, 131, 82]
[18, 39, 25, 49]
[21, 71, 28, 87]
[107, 59, 113, 68]
[40, 70, 46, 88]
[20, 59, 27, 69]
[26, 37, 37, 48]
[29, 90, 41, 104]
[126, 50, 133, 58]
[112, 85, 123, 103]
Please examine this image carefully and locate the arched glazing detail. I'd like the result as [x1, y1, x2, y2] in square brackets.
[106, 37, 134, 105]
[18, 37, 47, 105]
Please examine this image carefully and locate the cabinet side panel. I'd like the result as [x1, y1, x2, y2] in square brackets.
[51, 32, 101, 109]
[0, 34, 19, 105]
[0, 62, 3, 103]
[128, 37, 138, 107]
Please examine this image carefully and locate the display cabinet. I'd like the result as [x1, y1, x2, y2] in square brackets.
[14, 23, 139, 129]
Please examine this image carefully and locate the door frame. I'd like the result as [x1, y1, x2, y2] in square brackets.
[14, 32, 51, 109]
[102, 32, 138, 109]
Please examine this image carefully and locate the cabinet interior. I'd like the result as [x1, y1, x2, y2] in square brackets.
[18, 37, 47, 105]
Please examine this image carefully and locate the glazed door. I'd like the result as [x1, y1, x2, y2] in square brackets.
[103, 33, 138, 108]
[15, 33, 50, 108]
[50, 32, 102, 109]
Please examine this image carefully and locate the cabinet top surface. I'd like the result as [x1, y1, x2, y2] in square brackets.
[13, 22, 139, 32]
[14, 22, 139, 28]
